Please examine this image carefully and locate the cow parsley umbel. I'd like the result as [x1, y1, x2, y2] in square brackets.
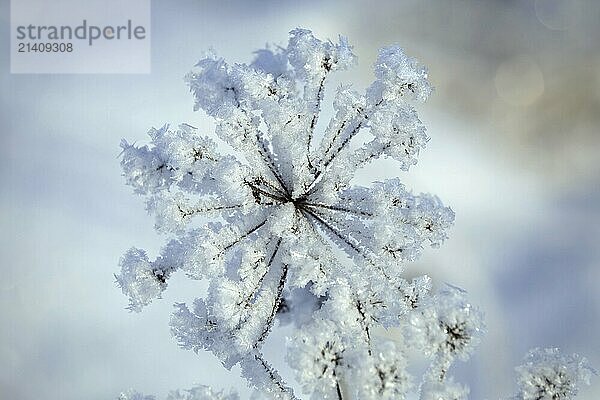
[116, 29, 593, 400]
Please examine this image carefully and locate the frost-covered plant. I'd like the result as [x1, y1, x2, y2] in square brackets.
[116, 29, 593, 400]
[513, 348, 594, 400]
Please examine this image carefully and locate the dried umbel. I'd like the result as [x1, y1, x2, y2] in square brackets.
[514, 348, 594, 400]
[116, 29, 592, 400]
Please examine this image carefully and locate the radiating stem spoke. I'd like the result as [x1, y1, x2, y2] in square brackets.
[221, 216, 270, 255]
[256, 262, 288, 345]
[306, 74, 327, 173]
[301, 208, 364, 257]
[302, 202, 373, 218]
[177, 203, 246, 219]
[246, 180, 288, 203]
[253, 353, 299, 399]
[255, 131, 291, 196]
[242, 238, 282, 307]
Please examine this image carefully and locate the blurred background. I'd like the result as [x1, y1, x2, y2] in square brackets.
[1, 0, 599, 399]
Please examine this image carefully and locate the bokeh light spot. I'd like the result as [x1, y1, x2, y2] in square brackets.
[495, 56, 545, 107]
[535, 0, 574, 31]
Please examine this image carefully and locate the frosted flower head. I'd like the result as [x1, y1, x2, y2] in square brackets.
[118, 28, 453, 397]
[352, 340, 413, 400]
[369, 45, 432, 103]
[116, 248, 169, 312]
[515, 348, 594, 400]
[409, 284, 485, 362]
[119, 26, 450, 319]
[286, 284, 416, 400]
[399, 275, 433, 310]
[287, 28, 357, 80]
[286, 318, 346, 400]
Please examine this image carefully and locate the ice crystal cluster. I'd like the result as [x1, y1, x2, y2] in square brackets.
[116, 29, 593, 400]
